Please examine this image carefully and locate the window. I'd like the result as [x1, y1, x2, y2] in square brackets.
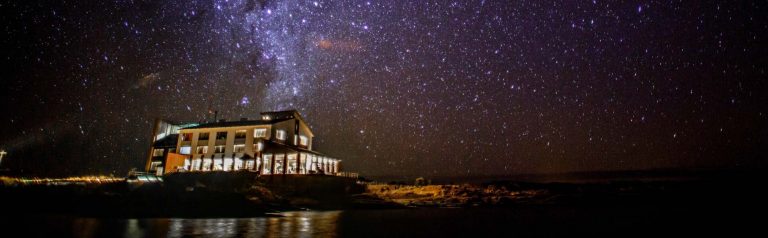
[152, 148, 164, 157]
[254, 128, 267, 138]
[245, 160, 255, 171]
[263, 154, 272, 174]
[276, 130, 286, 140]
[191, 159, 201, 171]
[181, 133, 193, 141]
[274, 154, 284, 174]
[262, 115, 271, 120]
[213, 159, 223, 171]
[202, 159, 212, 171]
[149, 161, 162, 171]
[196, 146, 208, 154]
[299, 153, 307, 174]
[235, 158, 244, 170]
[287, 154, 297, 174]
[180, 146, 192, 155]
[253, 142, 263, 152]
[216, 132, 227, 140]
[235, 130, 246, 138]
[223, 158, 233, 171]
[299, 135, 309, 146]
[234, 144, 246, 153]
[215, 145, 225, 153]
[198, 132, 209, 140]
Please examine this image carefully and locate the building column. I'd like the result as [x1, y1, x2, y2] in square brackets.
[322, 157, 328, 174]
[283, 152, 288, 175]
[256, 152, 261, 172]
[270, 154, 275, 175]
[326, 158, 330, 174]
[297, 153, 302, 174]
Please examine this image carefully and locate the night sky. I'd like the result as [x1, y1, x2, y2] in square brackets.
[1, 0, 767, 177]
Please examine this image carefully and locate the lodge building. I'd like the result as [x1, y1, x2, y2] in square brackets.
[145, 110, 342, 176]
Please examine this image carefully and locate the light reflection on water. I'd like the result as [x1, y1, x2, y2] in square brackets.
[1, 207, 732, 237]
[72, 211, 341, 238]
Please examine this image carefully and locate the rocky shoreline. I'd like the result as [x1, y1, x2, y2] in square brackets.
[2, 171, 766, 217]
[0, 172, 402, 218]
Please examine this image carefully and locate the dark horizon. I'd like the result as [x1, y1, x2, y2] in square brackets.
[2, 1, 767, 177]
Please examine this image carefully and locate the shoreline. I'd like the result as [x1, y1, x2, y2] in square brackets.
[3, 170, 766, 218]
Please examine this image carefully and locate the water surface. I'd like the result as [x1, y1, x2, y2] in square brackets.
[0, 206, 757, 237]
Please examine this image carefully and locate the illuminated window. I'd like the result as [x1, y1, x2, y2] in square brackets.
[181, 133, 193, 141]
[274, 154, 284, 174]
[254, 128, 267, 138]
[216, 132, 227, 140]
[299, 153, 307, 174]
[191, 159, 202, 171]
[215, 145, 225, 153]
[235, 130, 246, 138]
[253, 142, 263, 152]
[223, 158, 233, 171]
[276, 130, 286, 140]
[234, 158, 244, 170]
[299, 135, 309, 146]
[263, 154, 272, 174]
[198, 132, 209, 140]
[180, 146, 192, 155]
[152, 148, 164, 157]
[202, 159, 212, 171]
[234, 144, 246, 153]
[184, 159, 191, 171]
[262, 115, 271, 120]
[287, 154, 297, 174]
[245, 160, 255, 170]
[196, 146, 208, 154]
[149, 161, 162, 171]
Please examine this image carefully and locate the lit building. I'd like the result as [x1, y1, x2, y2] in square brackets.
[145, 110, 341, 176]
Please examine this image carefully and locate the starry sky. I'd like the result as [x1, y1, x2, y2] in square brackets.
[1, 0, 767, 177]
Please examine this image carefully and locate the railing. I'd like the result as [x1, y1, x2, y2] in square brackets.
[335, 171, 359, 179]
[170, 167, 359, 179]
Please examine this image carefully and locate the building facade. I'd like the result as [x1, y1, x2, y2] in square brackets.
[145, 110, 341, 176]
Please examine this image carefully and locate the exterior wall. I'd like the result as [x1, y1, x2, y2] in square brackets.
[164, 153, 187, 173]
[145, 119, 191, 172]
[145, 119, 164, 171]
[149, 111, 337, 175]
[271, 119, 295, 145]
[147, 147, 172, 174]
[178, 124, 274, 171]
[297, 120, 314, 150]
[270, 118, 314, 149]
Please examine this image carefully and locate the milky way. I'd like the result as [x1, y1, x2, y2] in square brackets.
[1, 0, 767, 177]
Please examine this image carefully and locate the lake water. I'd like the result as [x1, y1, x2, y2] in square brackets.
[0, 206, 757, 237]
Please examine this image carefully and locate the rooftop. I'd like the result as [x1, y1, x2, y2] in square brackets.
[183, 118, 291, 130]
[260, 109, 305, 121]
